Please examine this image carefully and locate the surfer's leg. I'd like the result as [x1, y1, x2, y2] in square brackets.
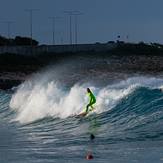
[90, 105, 95, 111]
[89, 100, 96, 111]
[86, 100, 96, 112]
[86, 103, 91, 113]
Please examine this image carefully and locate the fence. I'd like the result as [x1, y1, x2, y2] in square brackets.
[0, 43, 116, 55]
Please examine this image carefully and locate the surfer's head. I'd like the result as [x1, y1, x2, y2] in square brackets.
[90, 134, 95, 140]
[87, 88, 91, 93]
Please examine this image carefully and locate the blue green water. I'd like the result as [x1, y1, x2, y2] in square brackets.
[1, 75, 163, 162]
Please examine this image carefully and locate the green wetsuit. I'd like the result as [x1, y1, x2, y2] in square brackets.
[86, 91, 96, 113]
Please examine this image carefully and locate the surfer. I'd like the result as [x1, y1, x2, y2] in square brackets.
[85, 88, 96, 114]
[77, 88, 96, 117]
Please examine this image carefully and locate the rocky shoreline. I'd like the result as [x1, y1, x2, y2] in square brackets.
[1, 43, 163, 90]
[1, 54, 163, 90]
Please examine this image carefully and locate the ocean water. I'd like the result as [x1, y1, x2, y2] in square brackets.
[1, 59, 163, 162]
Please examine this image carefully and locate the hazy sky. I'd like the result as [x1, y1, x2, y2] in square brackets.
[0, 0, 163, 44]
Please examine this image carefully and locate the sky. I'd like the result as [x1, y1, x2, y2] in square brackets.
[0, 0, 163, 45]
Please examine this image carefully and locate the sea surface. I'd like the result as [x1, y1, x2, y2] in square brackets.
[1, 57, 163, 163]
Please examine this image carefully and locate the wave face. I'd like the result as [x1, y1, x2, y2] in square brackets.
[2, 61, 163, 162]
[9, 76, 163, 124]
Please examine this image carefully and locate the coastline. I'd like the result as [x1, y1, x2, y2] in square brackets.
[1, 42, 163, 90]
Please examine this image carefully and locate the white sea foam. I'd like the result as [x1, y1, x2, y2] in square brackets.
[9, 75, 163, 124]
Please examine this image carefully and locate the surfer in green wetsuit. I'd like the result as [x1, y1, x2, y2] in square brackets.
[85, 88, 96, 113]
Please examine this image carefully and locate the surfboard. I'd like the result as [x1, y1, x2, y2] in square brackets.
[75, 107, 96, 118]
[76, 112, 88, 117]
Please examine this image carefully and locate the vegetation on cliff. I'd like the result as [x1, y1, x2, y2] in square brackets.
[0, 35, 39, 46]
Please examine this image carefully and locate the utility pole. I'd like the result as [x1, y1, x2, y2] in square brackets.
[64, 11, 83, 45]
[64, 11, 75, 45]
[7, 21, 14, 39]
[72, 12, 83, 45]
[0, 21, 14, 39]
[25, 9, 39, 47]
[49, 17, 61, 45]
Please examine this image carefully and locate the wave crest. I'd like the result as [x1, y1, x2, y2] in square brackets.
[10, 76, 163, 124]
